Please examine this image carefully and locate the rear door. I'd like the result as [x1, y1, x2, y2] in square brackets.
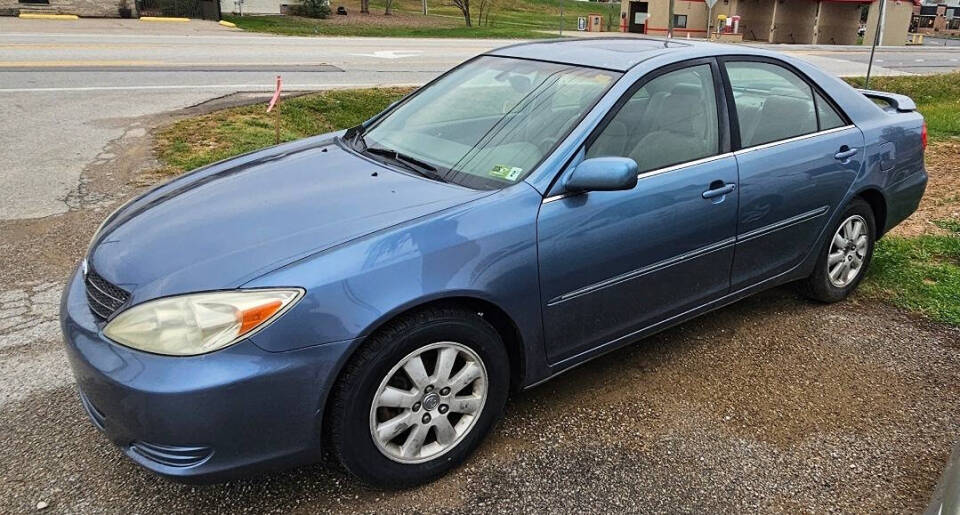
[720, 57, 864, 290]
[537, 59, 738, 364]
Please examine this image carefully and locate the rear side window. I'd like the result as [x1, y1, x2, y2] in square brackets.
[587, 64, 719, 173]
[815, 91, 846, 130]
[725, 61, 817, 147]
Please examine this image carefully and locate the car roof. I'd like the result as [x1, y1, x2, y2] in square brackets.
[486, 37, 751, 72]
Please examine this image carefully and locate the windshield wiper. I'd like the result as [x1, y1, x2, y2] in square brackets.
[344, 123, 367, 149]
[364, 146, 447, 183]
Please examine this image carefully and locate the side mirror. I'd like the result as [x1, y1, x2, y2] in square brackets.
[564, 157, 639, 193]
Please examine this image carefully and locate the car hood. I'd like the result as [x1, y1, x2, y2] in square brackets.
[89, 138, 489, 302]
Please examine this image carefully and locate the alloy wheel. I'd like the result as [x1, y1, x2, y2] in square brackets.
[369, 341, 488, 464]
[827, 214, 869, 288]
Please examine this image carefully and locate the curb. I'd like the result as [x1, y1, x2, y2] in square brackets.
[139, 16, 190, 22]
[218, 20, 237, 28]
[18, 13, 79, 20]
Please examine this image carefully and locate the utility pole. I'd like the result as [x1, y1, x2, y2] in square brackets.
[667, 0, 675, 37]
[559, 6, 564, 36]
[865, 0, 886, 88]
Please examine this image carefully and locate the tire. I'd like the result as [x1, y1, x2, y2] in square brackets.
[327, 306, 509, 488]
[800, 197, 876, 303]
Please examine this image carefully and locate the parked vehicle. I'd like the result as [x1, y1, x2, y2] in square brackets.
[927, 443, 960, 515]
[61, 38, 927, 488]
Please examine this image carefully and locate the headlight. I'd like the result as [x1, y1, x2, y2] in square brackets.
[103, 289, 303, 356]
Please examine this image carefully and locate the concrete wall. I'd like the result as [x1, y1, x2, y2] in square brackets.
[771, 0, 818, 43]
[815, 1, 861, 45]
[864, 0, 913, 45]
[619, 0, 740, 37]
[220, 0, 292, 15]
[618, 0, 888, 44]
[735, 0, 776, 41]
[0, 0, 125, 16]
[667, 0, 711, 37]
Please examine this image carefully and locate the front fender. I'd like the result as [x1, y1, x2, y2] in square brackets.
[243, 183, 546, 364]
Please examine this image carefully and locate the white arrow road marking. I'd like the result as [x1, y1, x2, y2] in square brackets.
[349, 50, 424, 59]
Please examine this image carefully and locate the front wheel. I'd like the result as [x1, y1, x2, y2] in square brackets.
[800, 198, 876, 303]
[327, 307, 509, 488]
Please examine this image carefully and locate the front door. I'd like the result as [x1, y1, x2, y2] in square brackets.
[721, 58, 864, 290]
[537, 61, 738, 364]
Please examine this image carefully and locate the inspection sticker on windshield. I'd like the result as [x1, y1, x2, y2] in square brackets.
[489, 165, 523, 181]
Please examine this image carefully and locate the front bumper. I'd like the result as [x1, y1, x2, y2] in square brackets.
[60, 268, 356, 482]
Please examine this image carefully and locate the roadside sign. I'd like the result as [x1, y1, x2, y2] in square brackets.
[578, 17, 586, 31]
[705, 0, 718, 7]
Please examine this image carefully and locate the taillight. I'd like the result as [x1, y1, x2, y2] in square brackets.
[921, 122, 928, 151]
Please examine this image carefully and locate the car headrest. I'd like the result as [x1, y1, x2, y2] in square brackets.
[669, 83, 703, 98]
[659, 91, 699, 137]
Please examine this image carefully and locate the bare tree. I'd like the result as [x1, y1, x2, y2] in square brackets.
[477, 0, 496, 25]
[483, 0, 498, 25]
[360, 0, 369, 14]
[384, 0, 393, 15]
[452, 0, 471, 26]
[476, 0, 487, 25]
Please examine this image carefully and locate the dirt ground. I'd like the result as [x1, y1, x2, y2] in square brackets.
[891, 140, 960, 237]
[0, 98, 958, 513]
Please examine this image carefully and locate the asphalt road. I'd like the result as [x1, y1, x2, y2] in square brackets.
[1, 18, 960, 513]
[2, 18, 960, 221]
[924, 36, 960, 48]
[811, 50, 960, 75]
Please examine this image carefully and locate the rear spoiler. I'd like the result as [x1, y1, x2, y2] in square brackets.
[857, 89, 917, 112]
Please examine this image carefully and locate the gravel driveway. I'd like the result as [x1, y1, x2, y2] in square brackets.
[1, 103, 958, 514]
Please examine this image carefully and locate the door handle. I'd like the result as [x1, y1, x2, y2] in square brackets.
[702, 182, 736, 199]
[835, 146, 858, 161]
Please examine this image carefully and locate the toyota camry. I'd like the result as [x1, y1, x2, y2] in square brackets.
[61, 38, 927, 488]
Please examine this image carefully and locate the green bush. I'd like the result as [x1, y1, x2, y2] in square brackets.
[293, 0, 331, 18]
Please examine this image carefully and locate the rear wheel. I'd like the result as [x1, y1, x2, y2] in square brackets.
[800, 198, 876, 303]
[327, 307, 509, 488]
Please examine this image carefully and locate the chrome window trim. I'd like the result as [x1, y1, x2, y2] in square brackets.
[542, 152, 735, 204]
[541, 124, 856, 204]
[734, 124, 856, 155]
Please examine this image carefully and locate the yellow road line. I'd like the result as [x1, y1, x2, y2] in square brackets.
[139, 16, 190, 22]
[18, 13, 79, 20]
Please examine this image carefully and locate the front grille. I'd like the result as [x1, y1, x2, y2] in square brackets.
[84, 267, 130, 321]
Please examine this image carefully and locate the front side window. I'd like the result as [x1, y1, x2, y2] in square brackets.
[587, 64, 719, 173]
[725, 61, 818, 147]
[358, 56, 620, 189]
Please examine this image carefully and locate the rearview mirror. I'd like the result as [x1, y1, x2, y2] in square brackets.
[564, 157, 638, 193]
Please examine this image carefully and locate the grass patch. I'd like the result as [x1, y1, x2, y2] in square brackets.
[844, 72, 960, 140]
[861, 220, 960, 326]
[155, 87, 411, 174]
[224, 0, 621, 38]
[372, 0, 622, 31]
[224, 14, 555, 38]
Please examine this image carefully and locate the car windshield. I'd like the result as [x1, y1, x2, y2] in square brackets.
[357, 56, 621, 189]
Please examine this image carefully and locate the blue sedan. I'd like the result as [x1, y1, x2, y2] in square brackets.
[61, 38, 927, 487]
